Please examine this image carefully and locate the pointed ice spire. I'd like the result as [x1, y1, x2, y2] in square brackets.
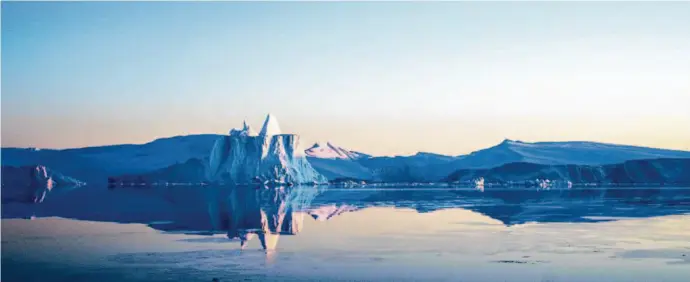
[230, 120, 257, 137]
[259, 114, 282, 136]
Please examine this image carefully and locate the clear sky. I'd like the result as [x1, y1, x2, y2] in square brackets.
[2, 1, 689, 156]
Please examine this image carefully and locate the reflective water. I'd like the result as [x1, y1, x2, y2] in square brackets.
[2, 186, 690, 281]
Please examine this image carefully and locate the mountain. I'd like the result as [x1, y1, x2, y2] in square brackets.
[4, 126, 690, 185]
[321, 140, 690, 182]
[1, 165, 84, 204]
[111, 114, 328, 185]
[415, 139, 690, 182]
[444, 158, 690, 185]
[307, 158, 376, 181]
[107, 139, 690, 184]
[305, 142, 370, 160]
[357, 152, 458, 182]
[1, 135, 221, 184]
[62, 134, 221, 175]
[108, 158, 209, 185]
[304, 142, 375, 181]
[303, 142, 374, 181]
[454, 139, 690, 168]
[1, 149, 108, 184]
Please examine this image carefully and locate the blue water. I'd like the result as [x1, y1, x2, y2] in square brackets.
[2, 186, 690, 281]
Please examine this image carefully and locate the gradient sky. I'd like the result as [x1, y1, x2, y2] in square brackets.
[2, 1, 689, 156]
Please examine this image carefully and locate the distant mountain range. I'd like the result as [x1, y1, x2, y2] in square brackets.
[1, 135, 220, 184]
[3, 117, 690, 187]
[308, 138, 690, 182]
[445, 158, 690, 185]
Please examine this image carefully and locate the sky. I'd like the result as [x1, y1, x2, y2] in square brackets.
[2, 1, 689, 156]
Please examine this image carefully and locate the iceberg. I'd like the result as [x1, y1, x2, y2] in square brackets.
[258, 114, 281, 137]
[226, 185, 323, 250]
[207, 114, 327, 185]
[1, 165, 84, 204]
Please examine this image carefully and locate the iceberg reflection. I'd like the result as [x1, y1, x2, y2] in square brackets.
[226, 186, 320, 250]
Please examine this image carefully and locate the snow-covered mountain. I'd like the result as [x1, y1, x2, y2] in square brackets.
[1, 165, 84, 204]
[304, 142, 375, 181]
[207, 114, 327, 185]
[305, 142, 370, 160]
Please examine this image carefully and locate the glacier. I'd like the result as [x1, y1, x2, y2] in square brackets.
[207, 114, 327, 185]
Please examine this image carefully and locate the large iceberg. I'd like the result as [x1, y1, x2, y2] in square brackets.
[207, 114, 327, 185]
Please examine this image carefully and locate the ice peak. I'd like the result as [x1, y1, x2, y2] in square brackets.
[259, 114, 282, 136]
[230, 120, 257, 137]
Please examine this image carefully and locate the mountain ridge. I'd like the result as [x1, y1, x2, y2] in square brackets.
[5, 136, 688, 160]
[3, 130, 690, 184]
[444, 158, 690, 185]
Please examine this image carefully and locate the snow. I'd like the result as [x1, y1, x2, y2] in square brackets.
[259, 114, 282, 136]
[304, 142, 374, 180]
[305, 142, 370, 160]
[230, 120, 258, 137]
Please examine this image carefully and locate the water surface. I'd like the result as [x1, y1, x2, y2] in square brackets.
[3, 186, 690, 281]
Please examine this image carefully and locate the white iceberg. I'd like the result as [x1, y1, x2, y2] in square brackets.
[208, 114, 327, 185]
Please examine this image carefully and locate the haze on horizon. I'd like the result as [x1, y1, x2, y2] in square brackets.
[2, 2, 689, 156]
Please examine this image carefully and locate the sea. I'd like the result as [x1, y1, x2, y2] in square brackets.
[2, 185, 690, 281]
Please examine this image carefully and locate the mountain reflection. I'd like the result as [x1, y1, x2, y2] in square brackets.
[3, 184, 690, 251]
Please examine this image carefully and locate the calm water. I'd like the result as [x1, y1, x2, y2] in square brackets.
[2, 185, 690, 281]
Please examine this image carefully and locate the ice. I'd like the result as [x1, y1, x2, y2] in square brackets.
[1, 165, 84, 204]
[208, 115, 327, 185]
[230, 120, 258, 137]
[259, 114, 282, 136]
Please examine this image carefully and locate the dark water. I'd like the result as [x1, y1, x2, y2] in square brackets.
[2, 185, 690, 281]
